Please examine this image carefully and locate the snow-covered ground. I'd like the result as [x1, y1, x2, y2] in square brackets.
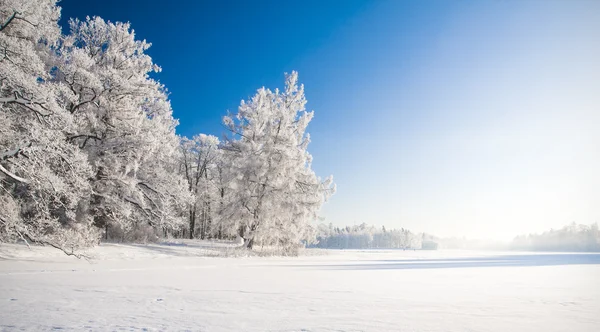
[1, 243, 599, 332]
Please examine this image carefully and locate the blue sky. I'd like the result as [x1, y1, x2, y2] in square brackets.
[60, 0, 600, 239]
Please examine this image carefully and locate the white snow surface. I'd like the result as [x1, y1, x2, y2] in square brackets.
[1, 242, 599, 332]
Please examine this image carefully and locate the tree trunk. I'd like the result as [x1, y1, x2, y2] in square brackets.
[206, 201, 212, 239]
[189, 207, 196, 239]
[200, 207, 206, 240]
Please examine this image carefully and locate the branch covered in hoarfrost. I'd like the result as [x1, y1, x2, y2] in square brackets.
[0, 11, 17, 31]
[0, 163, 29, 183]
[0, 216, 90, 259]
[0, 92, 51, 117]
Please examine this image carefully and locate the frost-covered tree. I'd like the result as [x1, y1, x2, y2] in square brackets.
[0, 0, 98, 251]
[55, 16, 191, 240]
[222, 72, 335, 249]
[180, 134, 222, 239]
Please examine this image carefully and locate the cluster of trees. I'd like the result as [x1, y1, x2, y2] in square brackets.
[511, 223, 600, 252]
[311, 223, 423, 249]
[0, 0, 334, 252]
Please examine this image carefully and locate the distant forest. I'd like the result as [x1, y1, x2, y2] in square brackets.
[310, 223, 435, 250]
[510, 223, 600, 252]
[312, 222, 600, 252]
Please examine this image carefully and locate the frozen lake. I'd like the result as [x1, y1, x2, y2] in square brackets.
[1, 243, 599, 331]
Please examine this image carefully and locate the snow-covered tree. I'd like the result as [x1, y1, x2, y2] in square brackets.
[180, 134, 222, 239]
[0, 0, 98, 251]
[55, 16, 191, 240]
[222, 72, 335, 249]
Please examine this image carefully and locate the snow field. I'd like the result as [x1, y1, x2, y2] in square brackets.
[1, 243, 599, 332]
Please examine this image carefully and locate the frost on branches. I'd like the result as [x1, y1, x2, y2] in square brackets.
[222, 72, 335, 250]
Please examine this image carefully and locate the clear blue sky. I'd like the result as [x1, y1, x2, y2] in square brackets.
[60, 0, 600, 240]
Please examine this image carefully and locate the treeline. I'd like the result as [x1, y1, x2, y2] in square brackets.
[311, 223, 424, 249]
[0, 0, 334, 253]
[510, 223, 600, 252]
[312, 222, 600, 252]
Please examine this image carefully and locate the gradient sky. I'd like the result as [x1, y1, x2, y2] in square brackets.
[60, 0, 600, 240]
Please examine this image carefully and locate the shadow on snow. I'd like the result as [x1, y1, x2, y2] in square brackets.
[299, 253, 600, 270]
